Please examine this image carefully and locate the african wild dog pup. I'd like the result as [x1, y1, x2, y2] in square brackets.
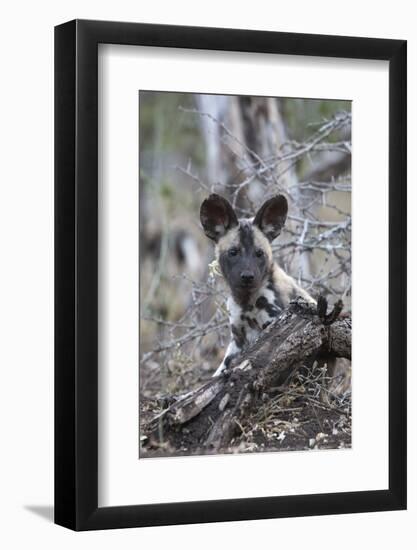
[200, 193, 315, 376]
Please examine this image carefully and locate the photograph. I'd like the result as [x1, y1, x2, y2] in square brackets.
[139, 91, 352, 457]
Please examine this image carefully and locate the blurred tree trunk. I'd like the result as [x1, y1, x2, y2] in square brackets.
[196, 96, 297, 207]
[195, 94, 310, 276]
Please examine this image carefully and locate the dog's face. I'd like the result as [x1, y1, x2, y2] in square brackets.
[200, 194, 288, 303]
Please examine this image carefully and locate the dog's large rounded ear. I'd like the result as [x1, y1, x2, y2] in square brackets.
[200, 194, 238, 242]
[253, 195, 288, 241]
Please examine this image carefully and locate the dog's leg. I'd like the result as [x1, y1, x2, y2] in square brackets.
[213, 340, 241, 376]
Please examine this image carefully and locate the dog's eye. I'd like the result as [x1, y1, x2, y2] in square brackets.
[255, 249, 264, 258]
[228, 247, 239, 257]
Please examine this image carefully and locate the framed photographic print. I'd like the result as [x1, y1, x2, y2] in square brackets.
[55, 19, 407, 530]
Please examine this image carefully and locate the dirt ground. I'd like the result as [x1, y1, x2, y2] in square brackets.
[139, 361, 351, 457]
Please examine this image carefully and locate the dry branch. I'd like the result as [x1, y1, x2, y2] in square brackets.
[142, 297, 351, 455]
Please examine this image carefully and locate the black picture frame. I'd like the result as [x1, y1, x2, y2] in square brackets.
[55, 19, 407, 531]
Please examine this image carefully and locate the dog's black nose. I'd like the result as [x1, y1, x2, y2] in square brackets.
[240, 271, 255, 284]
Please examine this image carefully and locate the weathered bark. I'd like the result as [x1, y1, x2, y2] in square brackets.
[142, 298, 351, 454]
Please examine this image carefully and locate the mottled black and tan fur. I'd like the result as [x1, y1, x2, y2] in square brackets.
[200, 193, 315, 376]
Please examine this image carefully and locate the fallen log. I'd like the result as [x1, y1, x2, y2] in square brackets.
[142, 297, 351, 455]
